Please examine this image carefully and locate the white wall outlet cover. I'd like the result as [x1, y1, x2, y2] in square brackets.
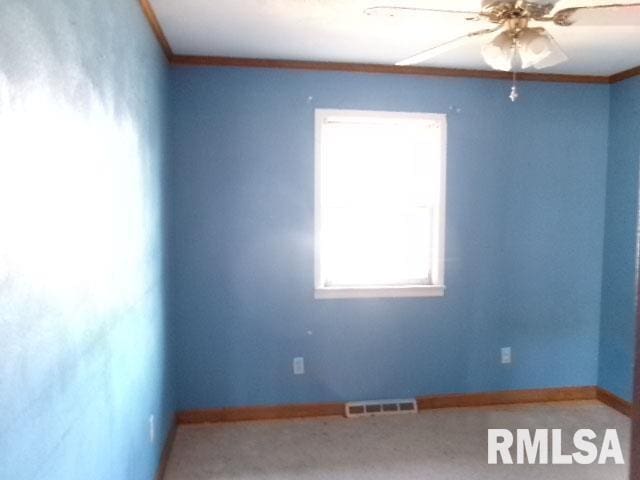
[293, 357, 305, 375]
[501, 347, 512, 364]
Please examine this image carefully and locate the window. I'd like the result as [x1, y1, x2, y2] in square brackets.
[315, 109, 447, 299]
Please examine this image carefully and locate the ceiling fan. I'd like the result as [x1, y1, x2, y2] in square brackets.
[365, 0, 640, 100]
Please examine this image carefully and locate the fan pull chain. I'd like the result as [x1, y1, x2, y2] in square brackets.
[510, 70, 519, 102]
[509, 37, 519, 102]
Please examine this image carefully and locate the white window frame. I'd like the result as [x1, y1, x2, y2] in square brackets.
[314, 108, 447, 300]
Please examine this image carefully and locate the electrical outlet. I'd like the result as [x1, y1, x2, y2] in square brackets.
[293, 357, 305, 375]
[501, 347, 511, 364]
[149, 415, 155, 444]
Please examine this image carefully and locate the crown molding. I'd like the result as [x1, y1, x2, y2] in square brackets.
[140, 0, 173, 59]
[609, 65, 640, 84]
[170, 54, 612, 84]
[140, 1, 637, 85]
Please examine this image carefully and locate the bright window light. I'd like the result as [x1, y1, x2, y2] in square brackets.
[315, 109, 447, 299]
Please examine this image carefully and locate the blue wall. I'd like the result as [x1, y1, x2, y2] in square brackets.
[168, 67, 610, 410]
[599, 76, 640, 401]
[0, 1, 173, 479]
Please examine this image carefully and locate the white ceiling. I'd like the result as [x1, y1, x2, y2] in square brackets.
[150, 0, 640, 75]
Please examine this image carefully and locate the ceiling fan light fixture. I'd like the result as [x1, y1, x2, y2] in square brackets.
[481, 31, 515, 71]
[531, 30, 569, 69]
[518, 28, 553, 69]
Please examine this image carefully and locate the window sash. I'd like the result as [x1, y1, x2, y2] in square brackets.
[315, 109, 447, 298]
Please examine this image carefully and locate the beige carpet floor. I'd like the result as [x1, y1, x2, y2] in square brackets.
[165, 401, 630, 480]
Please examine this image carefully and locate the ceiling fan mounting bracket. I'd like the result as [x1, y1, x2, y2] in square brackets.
[480, 1, 556, 23]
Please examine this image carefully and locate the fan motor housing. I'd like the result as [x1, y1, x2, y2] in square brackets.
[481, 0, 556, 23]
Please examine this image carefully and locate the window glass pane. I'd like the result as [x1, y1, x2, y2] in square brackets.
[323, 121, 440, 209]
[318, 111, 444, 290]
[323, 207, 432, 286]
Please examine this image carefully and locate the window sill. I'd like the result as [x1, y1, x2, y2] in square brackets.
[314, 285, 445, 300]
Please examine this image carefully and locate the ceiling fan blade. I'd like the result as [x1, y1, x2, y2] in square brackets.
[364, 6, 481, 19]
[396, 27, 501, 66]
[532, 30, 568, 69]
[552, 2, 640, 26]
